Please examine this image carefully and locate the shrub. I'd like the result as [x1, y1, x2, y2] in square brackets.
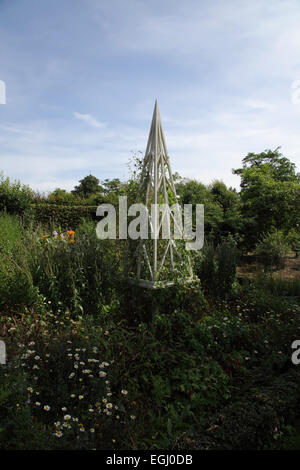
[194, 239, 238, 299]
[254, 230, 290, 270]
[287, 228, 300, 258]
[0, 173, 34, 217]
[216, 239, 238, 298]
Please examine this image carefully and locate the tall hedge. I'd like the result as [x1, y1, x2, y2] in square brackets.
[32, 204, 99, 229]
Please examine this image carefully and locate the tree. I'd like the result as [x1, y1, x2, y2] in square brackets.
[48, 188, 79, 205]
[72, 175, 103, 199]
[175, 179, 224, 243]
[0, 172, 34, 216]
[209, 180, 243, 241]
[233, 147, 300, 185]
[233, 148, 300, 249]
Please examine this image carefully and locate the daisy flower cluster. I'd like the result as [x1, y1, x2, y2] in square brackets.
[14, 331, 132, 447]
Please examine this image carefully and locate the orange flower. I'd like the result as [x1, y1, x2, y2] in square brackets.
[66, 230, 75, 239]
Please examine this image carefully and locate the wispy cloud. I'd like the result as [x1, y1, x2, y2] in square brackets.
[73, 112, 105, 129]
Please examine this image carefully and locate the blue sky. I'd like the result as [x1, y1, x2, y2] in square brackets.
[1, 0, 300, 192]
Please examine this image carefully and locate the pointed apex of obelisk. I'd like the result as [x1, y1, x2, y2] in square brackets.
[144, 99, 165, 157]
[153, 99, 160, 122]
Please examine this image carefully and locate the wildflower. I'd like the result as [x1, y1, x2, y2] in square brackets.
[71, 394, 75, 398]
[99, 371, 107, 377]
[121, 389, 128, 395]
[44, 405, 51, 411]
[104, 331, 109, 336]
[130, 415, 136, 420]
[62, 407, 67, 412]
[34, 356, 40, 360]
[106, 403, 113, 409]
[90, 428, 95, 433]
[35, 402, 41, 406]
[54, 431, 63, 438]
[78, 395, 84, 400]
[64, 415, 71, 421]
[27, 387, 33, 393]
[67, 230, 75, 240]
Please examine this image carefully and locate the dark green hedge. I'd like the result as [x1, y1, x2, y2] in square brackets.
[32, 204, 99, 229]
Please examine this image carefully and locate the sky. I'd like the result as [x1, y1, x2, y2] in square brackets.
[1, 0, 300, 193]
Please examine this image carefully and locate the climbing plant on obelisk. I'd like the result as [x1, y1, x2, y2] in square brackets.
[127, 100, 193, 288]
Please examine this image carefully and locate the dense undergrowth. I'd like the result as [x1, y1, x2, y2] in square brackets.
[1, 213, 300, 450]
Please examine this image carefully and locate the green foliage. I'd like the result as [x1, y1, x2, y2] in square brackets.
[0, 173, 34, 217]
[287, 228, 300, 257]
[0, 213, 41, 309]
[29, 222, 121, 316]
[194, 239, 238, 298]
[33, 204, 98, 229]
[254, 230, 290, 270]
[0, 312, 133, 450]
[176, 179, 224, 242]
[233, 148, 300, 249]
[72, 174, 103, 198]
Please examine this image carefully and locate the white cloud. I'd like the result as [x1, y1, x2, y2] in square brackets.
[73, 112, 105, 128]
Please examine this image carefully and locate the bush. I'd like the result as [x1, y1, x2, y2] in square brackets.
[254, 230, 290, 270]
[194, 239, 238, 298]
[287, 228, 300, 258]
[0, 173, 34, 217]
